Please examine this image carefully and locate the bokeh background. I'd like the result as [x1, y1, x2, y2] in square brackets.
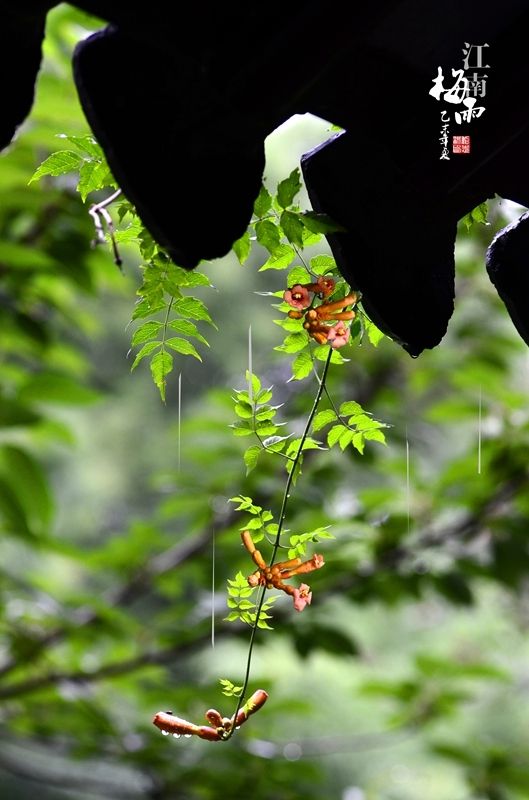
[1, 6, 529, 799]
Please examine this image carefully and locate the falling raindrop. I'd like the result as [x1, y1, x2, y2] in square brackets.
[405, 426, 410, 535]
[211, 530, 215, 649]
[248, 325, 253, 404]
[477, 385, 482, 475]
[162, 731, 169, 736]
[177, 373, 182, 473]
[235, 726, 241, 730]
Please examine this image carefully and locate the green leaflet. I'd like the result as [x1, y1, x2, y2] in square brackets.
[327, 424, 349, 448]
[312, 409, 338, 432]
[131, 341, 160, 370]
[301, 226, 322, 247]
[288, 526, 334, 559]
[150, 351, 173, 402]
[363, 316, 385, 347]
[287, 266, 312, 287]
[131, 321, 163, 347]
[285, 437, 324, 459]
[58, 133, 103, 159]
[78, 159, 113, 200]
[256, 219, 281, 254]
[291, 351, 313, 381]
[461, 201, 489, 231]
[132, 297, 166, 320]
[164, 337, 202, 361]
[234, 401, 253, 419]
[224, 569, 276, 629]
[253, 184, 272, 217]
[259, 244, 295, 271]
[168, 266, 211, 288]
[280, 210, 305, 246]
[244, 445, 261, 475]
[310, 254, 336, 274]
[173, 296, 215, 324]
[277, 168, 302, 209]
[275, 332, 309, 354]
[113, 220, 143, 244]
[29, 150, 82, 183]
[219, 678, 243, 698]
[340, 401, 363, 415]
[168, 319, 209, 346]
[313, 345, 348, 365]
[233, 230, 251, 264]
[326, 410, 387, 453]
[229, 495, 264, 515]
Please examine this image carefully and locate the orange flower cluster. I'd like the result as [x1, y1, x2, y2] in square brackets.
[153, 689, 268, 741]
[283, 276, 358, 348]
[242, 530, 324, 612]
[283, 275, 336, 308]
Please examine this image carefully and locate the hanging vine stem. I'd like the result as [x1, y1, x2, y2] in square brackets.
[222, 347, 333, 740]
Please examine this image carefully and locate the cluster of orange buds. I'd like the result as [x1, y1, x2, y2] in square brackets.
[283, 275, 358, 349]
[153, 689, 268, 742]
[242, 530, 324, 612]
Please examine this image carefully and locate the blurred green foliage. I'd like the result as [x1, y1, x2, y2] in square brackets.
[1, 6, 529, 800]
